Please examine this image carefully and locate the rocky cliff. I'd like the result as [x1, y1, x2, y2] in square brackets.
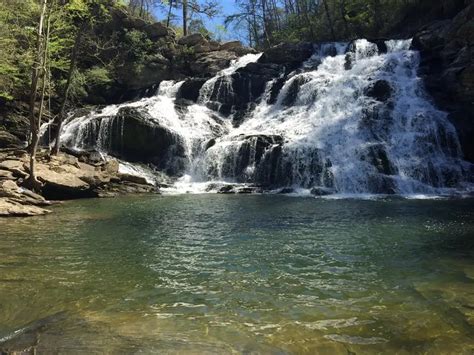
[412, 3, 474, 162]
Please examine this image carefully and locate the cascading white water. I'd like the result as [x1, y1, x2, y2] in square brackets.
[59, 39, 473, 196]
[198, 53, 263, 105]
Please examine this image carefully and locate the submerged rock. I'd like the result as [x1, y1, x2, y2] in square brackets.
[310, 187, 333, 196]
[278, 187, 295, 194]
[217, 185, 235, 194]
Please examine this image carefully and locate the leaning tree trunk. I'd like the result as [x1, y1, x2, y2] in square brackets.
[27, 0, 49, 191]
[52, 27, 83, 155]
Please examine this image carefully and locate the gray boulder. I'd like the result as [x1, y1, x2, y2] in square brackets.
[0, 130, 22, 148]
[144, 22, 174, 40]
[189, 51, 238, 77]
[259, 42, 314, 68]
[178, 33, 208, 47]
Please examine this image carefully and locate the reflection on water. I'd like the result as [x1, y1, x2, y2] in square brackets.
[0, 195, 473, 354]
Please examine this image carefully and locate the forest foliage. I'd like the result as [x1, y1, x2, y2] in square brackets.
[224, 0, 467, 47]
[0, 0, 466, 105]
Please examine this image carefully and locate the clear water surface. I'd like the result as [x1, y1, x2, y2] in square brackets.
[0, 195, 473, 354]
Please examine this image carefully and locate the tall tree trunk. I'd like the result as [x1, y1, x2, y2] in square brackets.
[182, 0, 188, 36]
[261, 0, 271, 47]
[52, 26, 83, 155]
[322, 0, 336, 41]
[28, 0, 49, 191]
[250, 1, 260, 48]
[166, 0, 173, 27]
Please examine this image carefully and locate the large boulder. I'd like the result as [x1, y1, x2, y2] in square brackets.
[219, 41, 244, 52]
[219, 41, 257, 56]
[0, 179, 50, 206]
[0, 178, 51, 216]
[0, 159, 28, 178]
[412, 4, 474, 162]
[106, 107, 186, 174]
[0, 198, 50, 217]
[0, 130, 22, 148]
[188, 50, 238, 77]
[178, 33, 208, 47]
[259, 42, 314, 69]
[176, 78, 207, 102]
[144, 22, 175, 40]
[35, 162, 96, 200]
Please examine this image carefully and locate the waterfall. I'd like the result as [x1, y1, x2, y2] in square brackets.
[58, 39, 473, 196]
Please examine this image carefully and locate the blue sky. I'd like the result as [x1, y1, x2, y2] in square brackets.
[153, 1, 241, 41]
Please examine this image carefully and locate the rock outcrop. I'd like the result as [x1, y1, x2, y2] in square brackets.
[0, 148, 159, 216]
[92, 107, 187, 175]
[259, 42, 314, 69]
[0, 179, 52, 216]
[365, 80, 393, 102]
[0, 130, 22, 149]
[412, 4, 474, 162]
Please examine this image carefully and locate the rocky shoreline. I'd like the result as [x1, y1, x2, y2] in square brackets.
[0, 149, 158, 217]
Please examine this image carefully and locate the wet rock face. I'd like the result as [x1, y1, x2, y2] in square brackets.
[365, 80, 392, 102]
[203, 61, 284, 121]
[360, 144, 397, 176]
[217, 135, 283, 182]
[281, 76, 312, 106]
[176, 78, 207, 102]
[200, 62, 282, 121]
[209, 135, 336, 190]
[412, 3, 474, 162]
[108, 107, 186, 174]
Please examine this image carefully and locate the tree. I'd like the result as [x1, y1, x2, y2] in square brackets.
[52, 0, 111, 155]
[0, 0, 38, 102]
[226, 0, 435, 48]
[27, 0, 51, 190]
[182, 0, 188, 35]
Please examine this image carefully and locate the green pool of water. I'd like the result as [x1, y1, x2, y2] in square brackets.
[0, 195, 473, 354]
